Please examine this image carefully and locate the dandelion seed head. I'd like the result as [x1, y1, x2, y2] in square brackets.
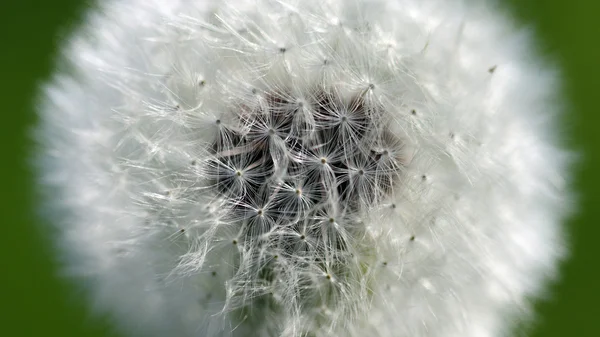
[36, 0, 574, 336]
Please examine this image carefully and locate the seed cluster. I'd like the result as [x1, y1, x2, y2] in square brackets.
[203, 87, 405, 320]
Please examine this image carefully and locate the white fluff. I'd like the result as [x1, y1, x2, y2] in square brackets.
[36, 0, 574, 336]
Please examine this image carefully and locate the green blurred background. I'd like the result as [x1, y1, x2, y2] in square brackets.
[1, 0, 598, 336]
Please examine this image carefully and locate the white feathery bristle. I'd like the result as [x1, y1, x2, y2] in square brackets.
[36, 0, 574, 336]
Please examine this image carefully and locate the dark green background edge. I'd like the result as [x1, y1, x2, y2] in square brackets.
[0, 1, 598, 336]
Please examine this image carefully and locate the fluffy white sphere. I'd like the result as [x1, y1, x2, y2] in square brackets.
[36, 0, 574, 336]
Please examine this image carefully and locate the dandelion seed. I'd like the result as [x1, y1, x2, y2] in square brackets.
[36, 0, 574, 336]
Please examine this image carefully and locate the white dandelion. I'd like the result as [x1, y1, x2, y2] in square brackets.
[36, 0, 574, 336]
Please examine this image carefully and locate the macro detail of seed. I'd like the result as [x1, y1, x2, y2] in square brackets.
[209, 89, 403, 213]
[205, 88, 405, 327]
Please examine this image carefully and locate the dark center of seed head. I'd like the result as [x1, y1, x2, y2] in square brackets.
[207, 88, 405, 285]
[210, 88, 404, 214]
